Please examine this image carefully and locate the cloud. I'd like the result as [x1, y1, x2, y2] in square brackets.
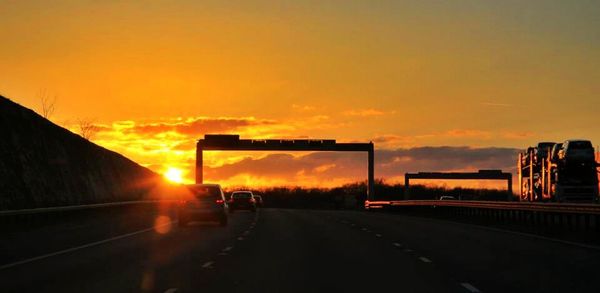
[480, 102, 514, 107]
[371, 129, 495, 149]
[376, 147, 518, 176]
[372, 134, 417, 148]
[123, 117, 275, 137]
[79, 115, 526, 187]
[343, 109, 387, 117]
[444, 129, 492, 139]
[501, 131, 534, 140]
[202, 146, 520, 187]
[292, 104, 316, 111]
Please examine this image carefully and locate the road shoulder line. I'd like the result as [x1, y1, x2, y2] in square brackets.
[0, 221, 175, 270]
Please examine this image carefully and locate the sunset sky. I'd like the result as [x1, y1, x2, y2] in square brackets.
[1, 1, 599, 188]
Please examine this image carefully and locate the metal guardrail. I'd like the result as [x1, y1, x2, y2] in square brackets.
[0, 200, 175, 216]
[365, 199, 600, 231]
[365, 200, 600, 215]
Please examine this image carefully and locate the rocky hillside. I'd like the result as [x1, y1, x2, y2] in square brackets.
[0, 95, 162, 210]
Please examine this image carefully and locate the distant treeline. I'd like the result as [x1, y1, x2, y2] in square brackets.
[224, 180, 511, 210]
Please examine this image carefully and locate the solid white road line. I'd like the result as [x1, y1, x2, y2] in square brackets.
[393, 242, 402, 247]
[223, 246, 233, 252]
[201, 261, 214, 269]
[418, 257, 432, 263]
[375, 233, 382, 238]
[164, 288, 178, 293]
[0, 221, 175, 271]
[460, 282, 481, 293]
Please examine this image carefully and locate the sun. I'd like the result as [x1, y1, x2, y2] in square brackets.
[164, 167, 184, 183]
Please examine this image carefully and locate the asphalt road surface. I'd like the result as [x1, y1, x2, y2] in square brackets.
[2, 208, 600, 292]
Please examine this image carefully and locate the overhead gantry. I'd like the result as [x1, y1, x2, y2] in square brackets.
[196, 134, 376, 200]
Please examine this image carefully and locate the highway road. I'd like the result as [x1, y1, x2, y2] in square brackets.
[2, 208, 600, 292]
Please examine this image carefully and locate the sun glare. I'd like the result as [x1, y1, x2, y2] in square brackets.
[164, 167, 183, 183]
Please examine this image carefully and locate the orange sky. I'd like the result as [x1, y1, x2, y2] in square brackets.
[1, 1, 599, 188]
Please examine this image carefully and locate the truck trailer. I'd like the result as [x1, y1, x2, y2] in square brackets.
[517, 140, 599, 202]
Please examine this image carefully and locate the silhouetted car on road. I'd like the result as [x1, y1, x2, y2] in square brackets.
[439, 196, 456, 200]
[253, 194, 263, 207]
[558, 139, 595, 164]
[229, 191, 257, 212]
[178, 184, 228, 227]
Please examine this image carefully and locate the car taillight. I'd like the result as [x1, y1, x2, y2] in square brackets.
[215, 199, 224, 204]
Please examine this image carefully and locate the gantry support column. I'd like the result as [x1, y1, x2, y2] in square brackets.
[196, 146, 203, 184]
[404, 175, 410, 200]
[367, 142, 375, 201]
[507, 175, 513, 201]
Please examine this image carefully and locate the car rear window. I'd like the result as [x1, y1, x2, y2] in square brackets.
[538, 143, 555, 149]
[569, 141, 592, 149]
[232, 192, 252, 199]
[187, 186, 221, 199]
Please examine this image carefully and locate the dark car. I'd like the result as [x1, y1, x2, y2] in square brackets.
[439, 195, 456, 200]
[253, 194, 264, 207]
[229, 191, 256, 212]
[178, 184, 228, 227]
[536, 142, 556, 162]
[550, 143, 563, 163]
[559, 140, 595, 163]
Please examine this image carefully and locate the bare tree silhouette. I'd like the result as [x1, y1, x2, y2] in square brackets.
[37, 88, 57, 119]
[77, 118, 98, 140]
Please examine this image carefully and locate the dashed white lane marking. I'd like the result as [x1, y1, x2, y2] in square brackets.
[243, 230, 250, 235]
[223, 246, 233, 252]
[375, 233, 382, 238]
[201, 261, 214, 269]
[460, 282, 481, 293]
[418, 257, 432, 263]
[403, 248, 413, 253]
[164, 288, 178, 293]
[0, 221, 175, 271]
[361, 228, 368, 231]
[350, 223, 356, 227]
[393, 242, 402, 247]
[218, 253, 228, 256]
[237, 236, 245, 241]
